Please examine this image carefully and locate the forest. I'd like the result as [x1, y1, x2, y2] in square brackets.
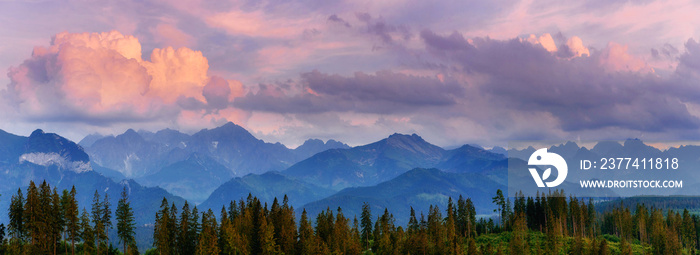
[0, 181, 699, 254]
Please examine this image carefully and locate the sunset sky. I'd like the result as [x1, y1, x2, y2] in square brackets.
[1, 0, 700, 148]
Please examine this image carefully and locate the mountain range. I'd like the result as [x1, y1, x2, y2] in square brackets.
[81, 122, 349, 202]
[6, 122, 700, 252]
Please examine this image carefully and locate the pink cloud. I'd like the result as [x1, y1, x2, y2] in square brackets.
[3, 31, 246, 128]
[206, 9, 314, 38]
[152, 23, 194, 48]
[599, 42, 652, 73]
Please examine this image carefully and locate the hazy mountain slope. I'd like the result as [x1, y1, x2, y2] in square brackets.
[199, 171, 335, 211]
[300, 168, 504, 226]
[137, 153, 233, 204]
[284, 133, 446, 190]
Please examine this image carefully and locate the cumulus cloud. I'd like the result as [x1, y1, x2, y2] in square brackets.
[525, 33, 557, 52]
[3, 31, 244, 127]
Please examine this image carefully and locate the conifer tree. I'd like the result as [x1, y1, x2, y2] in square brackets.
[197, 209, 220, 255]
[80, 208, 95, 255]
[116, 186, 135, 254]
[509, 214, 529, 255]
[65, 186, 79, 255]
[23, 181, 38, 247]
[101, 192, 112, 252]
[259, 213, 278, 255]
[37, 181, 52, 252]
[91, 190, 104, 253]
[360, 202, 372, 251]
[8, 188, 24, 246]
[153, 198, 173, 255]
[297, 209, 316, 254]
[177, 201, 195, 255]
[51, 188, 64, 255]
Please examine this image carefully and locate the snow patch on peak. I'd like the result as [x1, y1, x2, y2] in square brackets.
[19, 152, 92, 173]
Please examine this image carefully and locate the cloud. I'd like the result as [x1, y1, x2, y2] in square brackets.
[327, 14, 351, 28]
[525, 33, 557, 52]
[355, 13, 412, 47]
[3, 31, 245, 127]
[233, 70, 464, 114]
[419, 29, 700, 133]
[151, 23, 194, 48]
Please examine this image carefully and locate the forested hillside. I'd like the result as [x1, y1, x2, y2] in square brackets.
[1, 181, 698, 254]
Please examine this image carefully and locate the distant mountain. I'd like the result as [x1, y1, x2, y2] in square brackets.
[301, 168, 504, 226]
[0, 129, 28, 164]
[78, 133, 106, 148]
[137, 153, 233, 204]
[283, 133, 506, 190]
[83, 122, 349, 179]
[0, 129, 187, 225]
[294, 138, 350, 160]
[81, 122, 348, 203]
[85, 129, 170, 178]
[199, 171, 335, 211]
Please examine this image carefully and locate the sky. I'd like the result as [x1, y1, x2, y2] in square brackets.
[1, 0, 700, 148]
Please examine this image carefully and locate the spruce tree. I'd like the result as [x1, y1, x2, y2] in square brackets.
[297, 209, 315, 254]
[65, 186, 79, 255]
[51, 188, 64, 255]
[80, 208, 95, 255]
[360, 202, 372, 250]
[177, 201, 194, 255]
[116, 186, 135, 254]
[196, 209, 220, 255]
[101, 191, 112, 252]
[8, 188, 24, 245]
[91, 190, 104, 253]
[153, 198, 172, 255]
[23, 181, 39, 247]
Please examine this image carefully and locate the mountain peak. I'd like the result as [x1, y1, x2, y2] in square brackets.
[30, 129, 45, 137]
[24, 129, 90, 163]
[386, 133, 426, 143]
[384, 133, 432, 148]
[116, 128, 144, 141]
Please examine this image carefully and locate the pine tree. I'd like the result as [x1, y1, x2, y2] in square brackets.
[259, 213, 278, 255]
[8, 188, 24, 246]
[116, 186, 135, 254]
[37, 181, 52, 253]
[178, 201, 195, 255]
[153, 198, 173, 255]
[51, 188, 64, 255]
[445, 197, 458, 254]
[297, 209, 316, 254]
[23, 181, 38, 247]
[101, 191, 112, 252]
[80, 208, 95, 255]
[509, 214, 529, 255]
[360, 202, 372, 251]
[492, 189, 506, 228]
[91, 190, 104, 253]
[197, 209, 220, 255]
[65, 186, 79, 255]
